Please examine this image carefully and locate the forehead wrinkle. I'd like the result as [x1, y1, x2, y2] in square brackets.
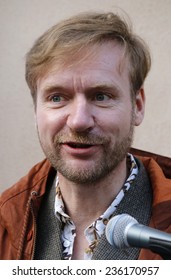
[38, 70, 126, 97]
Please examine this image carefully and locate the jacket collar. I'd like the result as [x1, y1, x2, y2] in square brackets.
[139, 156, 171, 231]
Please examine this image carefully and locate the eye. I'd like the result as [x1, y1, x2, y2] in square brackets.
[95, 93, 110, 101]
[48, 93, 69, 108]
[51, 95, 61, 102]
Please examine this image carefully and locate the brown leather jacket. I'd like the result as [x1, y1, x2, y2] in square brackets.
[1, 148, 171, 260]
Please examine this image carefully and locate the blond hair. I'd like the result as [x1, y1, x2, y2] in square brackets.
[25, 12, 151, 102]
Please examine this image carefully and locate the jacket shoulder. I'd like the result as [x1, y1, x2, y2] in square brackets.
[130, 147, 171, 179]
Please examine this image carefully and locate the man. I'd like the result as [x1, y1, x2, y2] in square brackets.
[1, 11, 171, 260]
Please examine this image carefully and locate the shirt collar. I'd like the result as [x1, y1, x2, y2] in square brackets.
[54, 153, 138, 222]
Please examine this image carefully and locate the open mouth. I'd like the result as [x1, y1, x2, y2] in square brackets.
[66, 142, 93, 149]
[61, 141, 100, 156]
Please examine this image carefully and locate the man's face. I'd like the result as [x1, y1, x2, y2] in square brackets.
[35, 42, 144, 184]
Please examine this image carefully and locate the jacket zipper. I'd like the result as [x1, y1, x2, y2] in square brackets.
[17, 190, 38, 259]
[30, 191, 38, 260]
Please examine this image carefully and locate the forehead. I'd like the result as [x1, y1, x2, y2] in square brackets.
[37, 42, 130, 90]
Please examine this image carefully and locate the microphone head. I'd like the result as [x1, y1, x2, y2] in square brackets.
[105, 214, 138, 248]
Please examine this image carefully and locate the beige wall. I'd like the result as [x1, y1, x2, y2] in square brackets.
[1, 0, 171, 192]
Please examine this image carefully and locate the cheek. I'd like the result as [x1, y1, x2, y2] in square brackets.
[36, 110, 66, 139]
[98, 108, 132, 135]
[35, 111, 53, 138]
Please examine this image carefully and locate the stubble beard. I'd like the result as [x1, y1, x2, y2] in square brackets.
[38, 122, 134, 185]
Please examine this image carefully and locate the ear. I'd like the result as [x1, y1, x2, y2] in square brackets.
[133, 87, 145, 126]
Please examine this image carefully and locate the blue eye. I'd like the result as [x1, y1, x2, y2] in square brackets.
[95, 93, 110, 101]
[52, 95, 61, 102]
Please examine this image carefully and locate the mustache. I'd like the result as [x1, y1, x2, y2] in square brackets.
[53, 132, 109, 145]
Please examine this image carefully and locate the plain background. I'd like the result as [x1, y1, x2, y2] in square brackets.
[1, 0, 171, 192]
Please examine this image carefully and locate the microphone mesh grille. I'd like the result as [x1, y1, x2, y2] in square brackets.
[106, 214, 137, 248]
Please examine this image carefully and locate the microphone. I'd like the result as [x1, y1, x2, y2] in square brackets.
[105, 213, 171, 259]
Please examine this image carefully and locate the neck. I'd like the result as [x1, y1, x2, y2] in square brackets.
[57, 158, 127, 228]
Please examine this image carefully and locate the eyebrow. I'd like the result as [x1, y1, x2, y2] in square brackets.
[41, 83, 122, 96]
[41, 84, 67, 94]
[87, 84, 122, 95]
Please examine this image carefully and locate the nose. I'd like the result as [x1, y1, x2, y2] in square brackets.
[66, 96, 95, 132]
